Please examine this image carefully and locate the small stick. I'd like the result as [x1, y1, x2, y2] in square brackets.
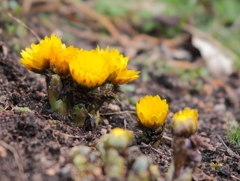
[216, 135, 240, 159]
[60, 133, 84, 139]
[163, 135, 172, 141]
[100, 111, 136, 116]
[230, 175, 240, 180]
[0, 7, 40, 41]
[140, 142, 162, 154]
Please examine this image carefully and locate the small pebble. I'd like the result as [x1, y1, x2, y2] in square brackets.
[199, 132, 207, 137]
[101, 129, 107, 135]
[214, 104, 226, 111]
[46, 168, 56, 176]
[0, 146, 7, 157]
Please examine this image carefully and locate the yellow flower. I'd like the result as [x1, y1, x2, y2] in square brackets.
[171, 107, 198, 137]
[21, 34, 77, 75]
[96, 46, 140, 85]
[136, 95, 169, 129]
[69, 49, 110, 88]
[50, 45, 78, 76]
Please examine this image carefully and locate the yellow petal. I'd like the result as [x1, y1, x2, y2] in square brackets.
[95, 46, 140, 85]
[20, 34, 77, 75]
[69, 50, 110, 88]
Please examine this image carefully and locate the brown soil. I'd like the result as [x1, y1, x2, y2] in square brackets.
[0, 38, 240, 181]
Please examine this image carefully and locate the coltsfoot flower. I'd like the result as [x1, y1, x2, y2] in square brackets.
[136, 95, 169, 129]
[21, 34, 77, 75]
[69, 49, 110, 88]
[96, 47, 140, 85]
[171, 107, 198, 137]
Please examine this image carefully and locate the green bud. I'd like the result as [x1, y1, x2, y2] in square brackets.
[53, 99, 68, 116]
[47, 86, 59, 109]
[149, 165, 160, 178]
[132, 155, 149, 171]
[128, 156, 150, 181]
[106, 128, 133, 152]
[73, 154, 87, 170]
[94, 134, 108, 162]
[128, 155, 160, 181]
[47, 74, 63, 111]
[72, 104, 88, 126]
[70, 145, 102, 180]
[165, 161, 175, 180]
[104, 148, 125, 179]
[89, 110, 100, 129]
[49, 74, 63, 90]
[70, 145, 91, 157]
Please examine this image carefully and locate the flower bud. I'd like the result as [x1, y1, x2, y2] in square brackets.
[171, 108, 198, 137]
[72, 104, 88, 126]
[104, 149, 125, 179]
[106, 128, 133, 152]
[53, 99, 68, 116]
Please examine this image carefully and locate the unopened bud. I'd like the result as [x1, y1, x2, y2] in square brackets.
[72, 104, 88, 126]
[54, 99, 68, 116]
[106, 128, 133, 152]
[171, 108, 198, 138]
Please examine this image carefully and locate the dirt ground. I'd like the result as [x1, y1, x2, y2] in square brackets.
[0, 35, 240, 181]
[0, 1, 240, 180]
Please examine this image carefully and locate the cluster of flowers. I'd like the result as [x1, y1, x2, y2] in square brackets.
[21, 34, 140, 88]
[21, 34, 207, 181]
[135, 96, 205, 181]
[21, 34, 140, 127]
[21, 34, 198, 137]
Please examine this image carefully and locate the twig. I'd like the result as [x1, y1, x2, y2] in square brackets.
[0, 140, 26, 180]
[62, 0, 121, 41]
[230, 175, 240, 180]
[139, 142, 162, 154]
[163, 135, 172, 141]
[100, 111, 136, 116]
[59, 133, 84, 139]
[63, 26, 116, 44]
[0, 7, 40, 41]
[216, 135, 240, 159]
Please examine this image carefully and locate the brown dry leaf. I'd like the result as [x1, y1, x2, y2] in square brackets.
[192, 168, 217, 181]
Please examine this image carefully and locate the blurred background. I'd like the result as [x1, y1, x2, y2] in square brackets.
[0, 0, 240, 79]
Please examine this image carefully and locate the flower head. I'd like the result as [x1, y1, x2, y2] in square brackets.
[106, 128, 133, 151]
[136, 95, 169, 129]
[69, 49, 110, 88]
[96, 47, 140, 85]
[171, 107, 198, 137]
[50, 45, 78, 75]
[21, 34, 77, 75]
